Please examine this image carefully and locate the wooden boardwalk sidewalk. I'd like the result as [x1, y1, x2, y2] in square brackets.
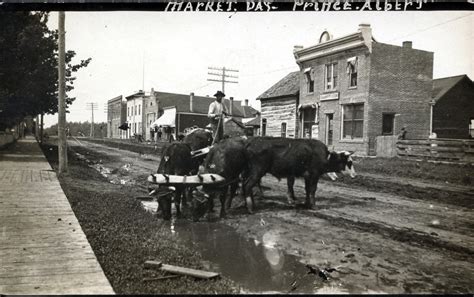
[0, 137, 114, 294]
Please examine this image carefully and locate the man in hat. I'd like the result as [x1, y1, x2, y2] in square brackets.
[208, 90, 228, 143]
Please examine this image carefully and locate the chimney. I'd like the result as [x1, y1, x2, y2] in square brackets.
[293, 45, 304, 53]
[229, 97, 233, 116]
[244, 99, 249, 106]
[402, 41, 412, 49]
[358, 23, 373, 53]
[190, 92, 194, 112]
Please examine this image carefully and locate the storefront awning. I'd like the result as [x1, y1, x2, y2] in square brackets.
[151, 108, 176, 128]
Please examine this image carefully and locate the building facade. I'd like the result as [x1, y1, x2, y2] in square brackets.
[258, 71, 300, 138]
[432, 75, 474, 139]
[125, 91, 146, 139]
[152, 90, 251, 139]
[144, 89, 159, 141]
[106, 95, 126, 139]
[293, 24, 433, 155]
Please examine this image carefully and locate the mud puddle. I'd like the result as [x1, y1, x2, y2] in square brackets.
[135, 199, 347, 293]
[173, 220, 345, 294]
[73, 151, 134, 185]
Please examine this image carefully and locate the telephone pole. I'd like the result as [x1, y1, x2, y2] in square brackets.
[58, 11, 67, 174]
[207, 66, 239, 94]
[86, 102, 98, 138]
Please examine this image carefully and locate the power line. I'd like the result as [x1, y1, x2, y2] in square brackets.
[387, 13, 472, 42]
[240, 65, 298, 78]
[207, 66, 239, 94]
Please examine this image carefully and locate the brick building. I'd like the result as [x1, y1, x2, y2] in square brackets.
[151, 90, 253, 140]
[120, 88, 259, 141]
[432, 75, 474, 139]
[257, 71, 300, 138]
[293, 24, 433, 155]
[106, 95, 126, 139]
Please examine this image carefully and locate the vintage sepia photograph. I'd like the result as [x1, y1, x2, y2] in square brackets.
[0, 2, 473, 294]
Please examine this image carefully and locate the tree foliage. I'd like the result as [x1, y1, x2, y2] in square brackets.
[0, 12, 91, 129]
[45, 121, 107, 138]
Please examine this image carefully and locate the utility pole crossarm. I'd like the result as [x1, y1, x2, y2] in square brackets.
[206, 66, 239, 94]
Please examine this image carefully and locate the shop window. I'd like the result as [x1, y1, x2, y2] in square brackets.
[342, 103, 364, 139]
[302, 107, 316, 139]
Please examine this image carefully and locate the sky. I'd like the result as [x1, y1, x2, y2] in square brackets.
[43, 10, 473, 128]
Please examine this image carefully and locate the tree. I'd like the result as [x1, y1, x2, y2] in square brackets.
[0, 12, 91, 130]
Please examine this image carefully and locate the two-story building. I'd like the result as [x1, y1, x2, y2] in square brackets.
[106, 95, 126, 139]
[292, 24, 433, 155]
[125, 90, 146, 139]
[151, 90, 255, 140]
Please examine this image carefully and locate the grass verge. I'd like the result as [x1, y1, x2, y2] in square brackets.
[41, 142, 237, 294]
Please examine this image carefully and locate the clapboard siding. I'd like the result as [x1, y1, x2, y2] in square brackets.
[260, 96, 298, 138]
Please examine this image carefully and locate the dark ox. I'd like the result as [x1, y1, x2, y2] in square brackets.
[243, 137, 355, 211]
[156, 143, 197, 220]
[154, 129, 213, 220]
[197, 137, 249, 221]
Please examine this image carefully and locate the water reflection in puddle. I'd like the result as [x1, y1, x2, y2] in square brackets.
[173, 221, 340, 294]
[136, 200, 351, 293]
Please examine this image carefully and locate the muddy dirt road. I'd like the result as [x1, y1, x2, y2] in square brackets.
[67, 138, 473, 294]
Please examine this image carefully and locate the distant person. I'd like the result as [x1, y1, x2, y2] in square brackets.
[208, 90, 228, 143]
[398, 127, 407, 140]
[157, 127, 162, 141]
[150, 128, 155, 142]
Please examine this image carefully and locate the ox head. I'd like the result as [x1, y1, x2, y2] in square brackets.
[327, 151, 356, 178]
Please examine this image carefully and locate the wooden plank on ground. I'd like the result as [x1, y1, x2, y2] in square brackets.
[145, 260, 220, 279]
[144, 260, 163, 269]
[161, 264, 220, 279]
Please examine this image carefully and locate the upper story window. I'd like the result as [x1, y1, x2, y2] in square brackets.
[304, 68, 314, 93]
[325, 63, 338, 91]
[127, 107, 129, 117]
[347, 57, 358, 88]
[138, 104, 141, 115]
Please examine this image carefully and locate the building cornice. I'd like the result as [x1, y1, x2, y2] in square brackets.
[294, 31, 372, 63]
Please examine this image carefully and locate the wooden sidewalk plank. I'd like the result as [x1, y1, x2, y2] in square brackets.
[0, 138, 114, 294]
[0, 283, 115, 294]
[0, 270, 112, 286]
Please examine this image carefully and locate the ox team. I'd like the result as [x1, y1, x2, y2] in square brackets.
[151, 91, 356, 221]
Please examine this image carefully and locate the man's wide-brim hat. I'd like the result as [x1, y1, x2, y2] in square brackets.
[214, 91, 225, 97]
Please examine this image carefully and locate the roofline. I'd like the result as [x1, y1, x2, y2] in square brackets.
[375, 41, 434, 54]
[433, 74, 470, 82]
[294, 32, 370, 62]
[257, 92, 299, 101]
[432, 75, 468, 102]
[107, 95, 123, 103]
